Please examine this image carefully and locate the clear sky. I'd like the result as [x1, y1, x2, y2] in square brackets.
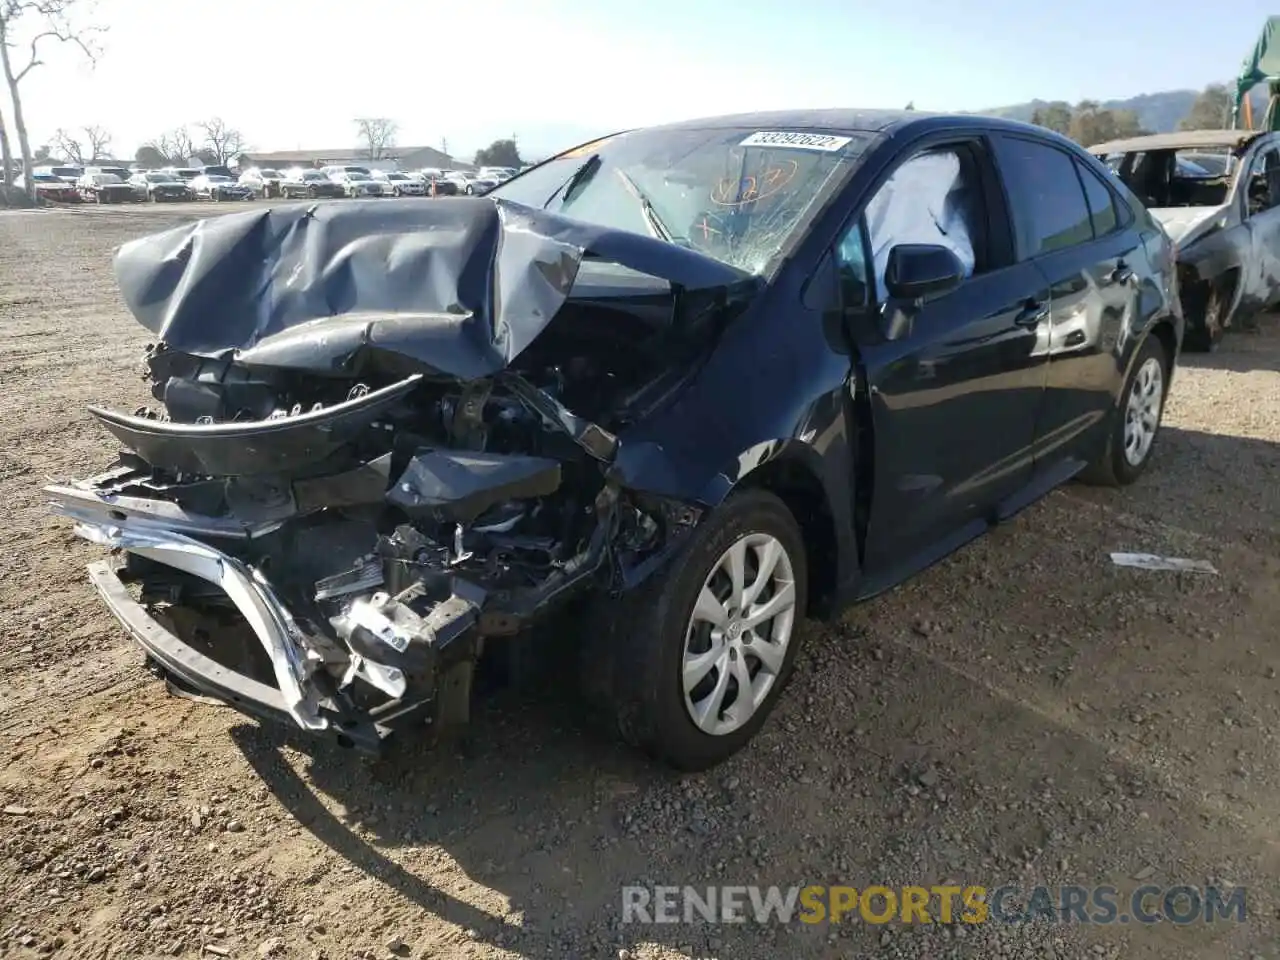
[9, 0, 1280, 162]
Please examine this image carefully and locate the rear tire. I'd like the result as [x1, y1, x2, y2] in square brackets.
[1079, 334, 1169, 487]
[579, 489, 808, 771]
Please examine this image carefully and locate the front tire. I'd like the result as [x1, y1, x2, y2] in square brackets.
[580, 489, 808, 771]
[1080, 334, 1169, 486]
[1184, 283, 1231, 352]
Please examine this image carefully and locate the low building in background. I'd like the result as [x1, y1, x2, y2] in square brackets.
[241, 145, 467, 174]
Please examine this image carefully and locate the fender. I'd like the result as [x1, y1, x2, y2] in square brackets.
[611, 435, 859, 611]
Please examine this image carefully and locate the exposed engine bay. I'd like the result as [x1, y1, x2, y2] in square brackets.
[48, 197, 757, 751]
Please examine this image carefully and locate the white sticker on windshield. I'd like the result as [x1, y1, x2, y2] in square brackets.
[739, 131, 852, 152]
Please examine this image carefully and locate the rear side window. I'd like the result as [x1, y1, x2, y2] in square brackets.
[1076, 160, 1122, 237]
[995, 136, 1094, 257]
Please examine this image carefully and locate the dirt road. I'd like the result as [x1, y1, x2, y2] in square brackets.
[1, 204, 1278, 960]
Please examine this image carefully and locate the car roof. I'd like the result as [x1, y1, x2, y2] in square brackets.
[1087, 129, 1265, 155]
[643, 107, 1044, 139]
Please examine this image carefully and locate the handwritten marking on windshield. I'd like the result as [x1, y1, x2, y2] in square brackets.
[694, 215, 723, 241]
[711, 160, 798, 207]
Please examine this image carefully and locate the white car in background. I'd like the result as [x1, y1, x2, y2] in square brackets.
[478, 166, 517, 182]
[329, 170, 383, 198]
[320, 164, 372, 180]
[238, 167, 286, 199]
[444, 170, 499, 195]
[371, 169, 426, 197]
[34, 164, 83, 183]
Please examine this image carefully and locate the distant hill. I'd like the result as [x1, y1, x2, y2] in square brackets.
[984, 87, 1271, 133]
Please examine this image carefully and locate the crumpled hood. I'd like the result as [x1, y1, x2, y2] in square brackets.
[1149, 204, 1228, 246]
[113, 196, 753, 381]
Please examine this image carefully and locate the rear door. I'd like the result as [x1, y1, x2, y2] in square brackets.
[990, 134, 1147, 471]
[840, 137, 1053, 575]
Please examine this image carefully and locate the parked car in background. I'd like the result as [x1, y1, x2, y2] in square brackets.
[198, 164, 237, 180]
[445, 170, 499, 195]
[35, 164, 83, 183]
[97, 166, 134, 182]
[411, 169, 460, 196]
[162, 167, 202, 183]
[478, 165, 517, 182]
[1090, 128, 1273, 351]
[279, 168, 346, 199]
[424, 175, 459, 196]
[17, 172, 80, 203]
[330, 170, 383, 198]
[76, 171, 136, 203]
[48, 109, 1182, 772]
[320, 164, 372, 180]
[371, 169, 426, 196]
[238, 168, 286, 198]
[129, 171, 193, 202]
[190, 174, 254, 202]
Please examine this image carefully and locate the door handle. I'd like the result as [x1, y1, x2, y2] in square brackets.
[1014, 299, 1049, 327]
[1111, 260, 1135, 284]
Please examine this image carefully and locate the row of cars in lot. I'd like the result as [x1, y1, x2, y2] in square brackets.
[19, 162, 521, 204]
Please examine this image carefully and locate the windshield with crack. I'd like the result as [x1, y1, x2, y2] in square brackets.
[489, 126, 870, 275]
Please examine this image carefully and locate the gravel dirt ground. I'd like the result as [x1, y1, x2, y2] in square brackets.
[1, 202, 1278, 960]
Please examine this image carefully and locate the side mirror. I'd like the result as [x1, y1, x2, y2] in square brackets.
[884, 243, 966, 302]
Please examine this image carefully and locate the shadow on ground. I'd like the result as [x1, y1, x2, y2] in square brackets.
[233, 551, 1280, 960]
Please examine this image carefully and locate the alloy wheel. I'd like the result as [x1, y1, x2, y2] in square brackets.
[1123, 356, 1164, 467]
[681, 533, 797, 737]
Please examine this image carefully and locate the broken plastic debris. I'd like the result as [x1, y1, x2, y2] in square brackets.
[1109, 552, 1218, 575]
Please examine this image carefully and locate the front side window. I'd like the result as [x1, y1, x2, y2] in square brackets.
[995, 137, 1093, 257]
[489, 126, 870, 275]
[1245, 145, 1280, 215]
[862, 147, 980, 298]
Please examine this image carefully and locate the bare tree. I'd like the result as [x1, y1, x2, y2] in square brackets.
[51, 125, 83, 163]
[81, 121, 108, 159]
[0, 106, 13, 192]
[0, 0, 105, 197]
[355, 117, 397, 161]
[164, 126, 195, 164]
[196, 117, 246, 165]
[138, 127, 190, 166]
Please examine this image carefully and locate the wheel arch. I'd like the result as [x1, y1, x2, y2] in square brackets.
[1148, 317, 1178, 382]
[688, 439, 851, 614]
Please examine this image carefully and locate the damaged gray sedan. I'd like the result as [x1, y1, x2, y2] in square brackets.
[1090, 128, 1280, 350]
[51, 110, 1181, 771]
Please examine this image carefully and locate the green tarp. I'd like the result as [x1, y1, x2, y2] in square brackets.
[1235, 16, 1280, 128]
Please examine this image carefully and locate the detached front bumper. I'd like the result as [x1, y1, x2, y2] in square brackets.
[56, 461, 490, 755]
[86, 559, 393, 750]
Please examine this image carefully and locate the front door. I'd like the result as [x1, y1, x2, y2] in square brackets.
[1241, 141, 1280, 312]
[836, 140, 1052, 575]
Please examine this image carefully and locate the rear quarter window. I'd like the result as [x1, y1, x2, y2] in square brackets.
[1076, 160, 1125, 237]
